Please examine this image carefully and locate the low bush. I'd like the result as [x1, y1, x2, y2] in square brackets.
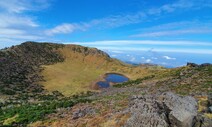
[0, 97, 92, 126]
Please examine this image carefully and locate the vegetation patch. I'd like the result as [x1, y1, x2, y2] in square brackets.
[0, 97, 92, 126]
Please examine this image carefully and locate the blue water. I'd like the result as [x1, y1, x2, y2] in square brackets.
[97, 73, 129, 88]
[97, 81, 110, 88]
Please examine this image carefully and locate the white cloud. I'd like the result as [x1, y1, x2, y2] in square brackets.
[46, 0, 212, 35]
[0, 0, 27, 13]
[0, 0, 51, 45]
[45, 12, 146, 35]
[110, 50, 124, 54]
[147, 0, 212, 15]
[141, 57, 145, 59]
[139, 21, 212, 31]
[151, 57, 158, 60]
[131, 29, 212, 37]
[160, 62, 169, 65]
[1, 0, 212, 48]
[111, 54, 117, 57]
[0, 27, 44, 42]
[85, 45, 212, 54]
[130, 57, 136, 62]
[66, 40, 212, 54]
[0, 14, 38, 28]
[163, 56, 176, 60]
[89, 12, 146, 28]
[0, 28, 24, 35]
[69, 40, 212, 46]
[45, 23, 84, 36]
[145, 59, 152, 63]
[0, 0, 50, 13]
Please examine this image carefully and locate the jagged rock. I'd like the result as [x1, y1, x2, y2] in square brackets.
[159, 92, 198, 127]
[187, 62, 198, 67]
[208, 94, 212, 106]
[199, 63, 211, 67]
[209, 106, 212, 113]
[186, 62, 212, 68]
[124, 92, 199, 127]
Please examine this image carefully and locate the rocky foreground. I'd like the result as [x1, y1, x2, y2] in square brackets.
[30, 91, 211, 127]
[126, 92, 205, 127]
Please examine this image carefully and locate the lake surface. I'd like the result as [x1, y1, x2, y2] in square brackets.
[97, 73, 129, 88]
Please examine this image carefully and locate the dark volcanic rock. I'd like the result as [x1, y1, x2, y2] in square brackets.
[187, 62, 199, 67]
[208, 94, 212, 113]
[186, 62, 212, 68]
[124, 92, 200, 127]
[200, 63, 211, 67]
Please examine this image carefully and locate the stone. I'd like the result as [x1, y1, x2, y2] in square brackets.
[199, 63, 211, 67]
[187, 62, 198, 67]
[209, 106, 212, 113]
[124, 92, 199, 127]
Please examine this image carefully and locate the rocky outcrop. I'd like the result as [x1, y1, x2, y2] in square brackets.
[124, 92, 200, 127]
[187, 62, 199, 67]
[187, 62, 212, 67]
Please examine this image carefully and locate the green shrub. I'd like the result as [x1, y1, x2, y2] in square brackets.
[0, 97, 91, 126]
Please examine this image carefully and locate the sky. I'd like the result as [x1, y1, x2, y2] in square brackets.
[0, 0, 212, 67]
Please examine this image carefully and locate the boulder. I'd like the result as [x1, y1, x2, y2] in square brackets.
[199, 63, 211, 67]
[124, 92, 199, 127]
[187, 62, 198, 67]
[160, 92, 198, 127]
[209, 106, 212, 113]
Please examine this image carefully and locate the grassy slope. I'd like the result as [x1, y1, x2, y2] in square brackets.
[40, 45, 153, 96]
[33, 65, 212, 127]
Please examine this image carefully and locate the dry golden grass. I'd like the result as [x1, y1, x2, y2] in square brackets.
[100, 113, 130, 127]
[196, 96, 212, 119]
[196, 96, 208, 112]
[40, 45, 152, 96]
[204, 113, 212, 119]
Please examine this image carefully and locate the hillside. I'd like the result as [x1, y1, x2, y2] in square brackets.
[0, 42, 211, 126]
[40, 44, 155, 96]
[31, 63, 212, 127]
[0, 42, 64, 96]
[0, 42, 153, 97]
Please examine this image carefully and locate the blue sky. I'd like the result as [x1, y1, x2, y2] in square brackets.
[0, 0, 212, 67]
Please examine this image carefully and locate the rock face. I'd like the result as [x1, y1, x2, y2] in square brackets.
[187, 62, 199, 67]
[187, 62, 212, 67]
[124, 92, 199, 127]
